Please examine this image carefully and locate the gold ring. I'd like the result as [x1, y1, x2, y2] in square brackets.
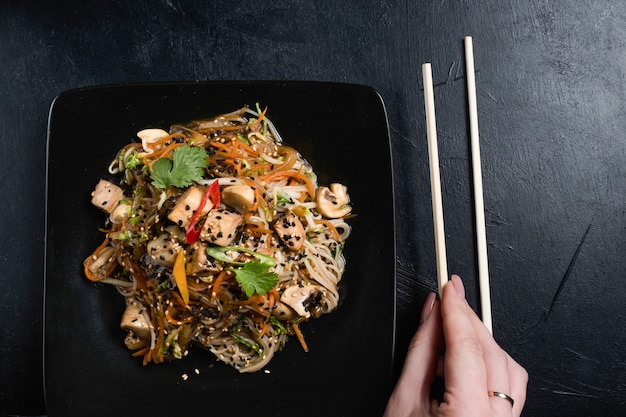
[488, 391, 514, 407]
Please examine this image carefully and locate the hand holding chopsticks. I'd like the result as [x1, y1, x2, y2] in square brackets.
[384, 36, 528, 417]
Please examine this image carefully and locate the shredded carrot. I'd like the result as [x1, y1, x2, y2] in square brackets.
[152, 308, 166, 364]
[262, 169, 315, 198]
[237, 139, 259, 157]
[171, 291, 190, 310]
[211, 270, 229, 300]
[209, 141, 242, 159]
[165, 306, 192, 326]
[314, 219, 343, 242]
[141, 141, 186, 169]
[230, 293, 264, 306]
[132, 346, 150, 357]
[260, 321, 269, 337]
[250, 106, 268, 131]
[268, 288, 279, 310]
[292, 322, 309, 352]
[145, 132, 187, 151]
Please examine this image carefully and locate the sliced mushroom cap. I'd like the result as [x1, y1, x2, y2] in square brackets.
[315, 183, 351, 218]
[87, 245, 117, 280]
[222, 185, 256, 214]
[280, 284, 327, 318]
[137, 128, 169, 154]
[120, 297, 150, 350]
[271, 301, 297, 320]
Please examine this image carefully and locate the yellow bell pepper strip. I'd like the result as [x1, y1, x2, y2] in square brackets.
[173, 248, 189, 305]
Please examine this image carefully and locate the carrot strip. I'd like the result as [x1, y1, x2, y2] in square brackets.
[292, 322, 309, 352]
[314, 219, 343, 242]
[211, 270, 229, 300]
[145, 132, 187, 150]
[260, 321, 269, 336]
[250, 107, 268, 131]
[262, 170, 315, 197]
[165, 306, 192, 326]
[268, 288, 279, 310]
[132, 346, 150, 357]
[141, 141, 186, 169]
[230, 293, 264, 306]
[237, 140, 259, 157]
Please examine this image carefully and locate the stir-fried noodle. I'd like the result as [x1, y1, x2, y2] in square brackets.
[84, 106, 352, 372]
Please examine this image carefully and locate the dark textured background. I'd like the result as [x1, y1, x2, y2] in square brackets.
[2, 1, 625, 416]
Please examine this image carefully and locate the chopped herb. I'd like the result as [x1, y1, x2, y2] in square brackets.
[206, 246, 278, 296]
[233, 261, 279, 297]
[150, 145, 209, 189]
[125, 151, 142, 170]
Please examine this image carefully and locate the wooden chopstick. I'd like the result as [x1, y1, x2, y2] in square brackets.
[421, 38, 494, 334]
[464, 35, 493, 335]
[422, 62, 449, 298]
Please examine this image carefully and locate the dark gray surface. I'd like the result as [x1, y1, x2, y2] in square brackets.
[2, 1, 625, 416]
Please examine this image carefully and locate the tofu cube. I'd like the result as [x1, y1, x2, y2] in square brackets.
[168, 186, 213, 230]
[91, 179, 124, 214]
[274, 212, 306, 251]
[185, 241, 219, 276]
[200, 209, 243, 246]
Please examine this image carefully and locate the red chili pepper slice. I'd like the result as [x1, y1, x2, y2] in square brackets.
[185, 180, 221, 244]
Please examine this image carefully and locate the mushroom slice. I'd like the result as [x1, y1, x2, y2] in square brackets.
[120, 297, 151, 350]
[271, 301, 297, 320]
[315, 183, 351, 218]
[137, 128, 169, 154]
[86, 245, 117, 281]
[280, 284, 327, 318]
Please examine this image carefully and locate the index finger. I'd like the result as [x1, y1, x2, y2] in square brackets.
[440, 277, 491, 412]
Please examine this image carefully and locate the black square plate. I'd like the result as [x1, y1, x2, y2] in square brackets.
[45, 81, 395, 417]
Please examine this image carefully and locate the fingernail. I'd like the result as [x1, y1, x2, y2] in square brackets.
[420, 292, 437, 323]
[451, 275, 465, 299]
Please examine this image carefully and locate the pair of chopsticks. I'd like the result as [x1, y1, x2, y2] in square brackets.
[422, 36, 493, 335]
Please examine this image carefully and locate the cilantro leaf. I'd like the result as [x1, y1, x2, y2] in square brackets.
[150, 145, 208, 189]
[205, 246, 278, 296]
[232, 261, 279, 297]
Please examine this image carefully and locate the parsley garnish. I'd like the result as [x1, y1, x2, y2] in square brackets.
[150, 145, 208, 189]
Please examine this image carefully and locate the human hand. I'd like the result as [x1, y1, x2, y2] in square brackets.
[384, 275, 528, 417]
